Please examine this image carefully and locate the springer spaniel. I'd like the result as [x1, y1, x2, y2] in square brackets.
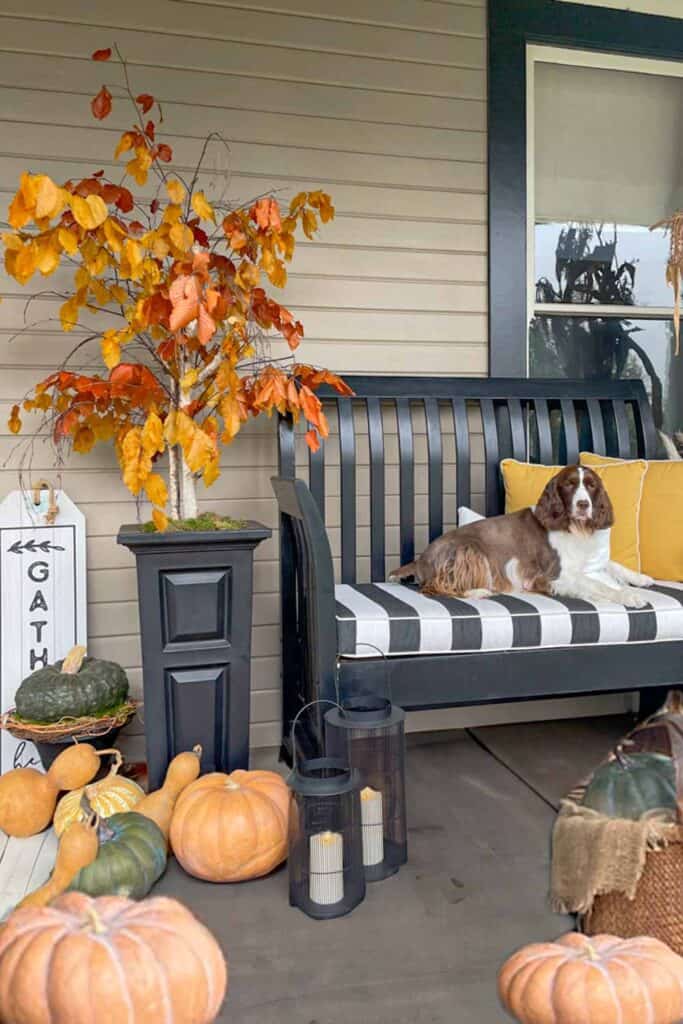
[390, 465, 653, 607]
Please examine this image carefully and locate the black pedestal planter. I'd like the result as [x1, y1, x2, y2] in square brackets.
[118, 521, 271, 790]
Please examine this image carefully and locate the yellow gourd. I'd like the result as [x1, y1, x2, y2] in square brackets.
[0, 744, 118, 838]
[137, 745, 203, 841]
[53, 751, 144, 837]
[17, 816, 99, 909]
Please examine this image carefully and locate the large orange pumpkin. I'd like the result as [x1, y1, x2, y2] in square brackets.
[499, 932, 683, 1024]
[0, 892, 227, 1024]
[170, 769, 289, 881]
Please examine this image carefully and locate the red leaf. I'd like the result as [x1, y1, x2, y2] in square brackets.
[144, 120, 155, 141]
[115, 188, 134, 214]
[128, 220, 145, 235]
[91, 85, 112, 120]
[92, 48, 112, 61]
[151, 198, 160, 214]
[92, 169, 105, 178]
[136, 93, 154, 114]
[192, 224, 210, 247]
[156, 144, 173, 163]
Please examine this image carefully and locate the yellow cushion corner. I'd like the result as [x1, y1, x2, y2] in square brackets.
[500, 458, 563, 514]
[581, 451, 683, 580]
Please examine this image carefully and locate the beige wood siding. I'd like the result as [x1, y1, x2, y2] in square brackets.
[0, 0, 487, 747]
[0, 0, 636, 746]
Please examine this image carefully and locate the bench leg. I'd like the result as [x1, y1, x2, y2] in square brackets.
[638, 685, 673, 721]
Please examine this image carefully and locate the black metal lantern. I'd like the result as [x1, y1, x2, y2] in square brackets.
[287, 704, 366, 920]
[325, 692, 407, 882]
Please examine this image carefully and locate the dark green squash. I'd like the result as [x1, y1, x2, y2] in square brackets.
[582, 748, 678, 821]
[69, 811, 167, 899]
[15, 649, 129, 724]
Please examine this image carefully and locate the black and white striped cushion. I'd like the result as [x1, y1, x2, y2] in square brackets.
[335, 581, 683, 657]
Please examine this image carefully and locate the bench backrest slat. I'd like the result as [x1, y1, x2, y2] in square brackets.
[338, 397, 356, 584]
[278, 376, 657, 584]
[397, 397, 415, 567]
[366, 397, 386, 583]
[425, 398, 443, 542]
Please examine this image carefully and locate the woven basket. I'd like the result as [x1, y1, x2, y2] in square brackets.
[584, 828, 683, 955]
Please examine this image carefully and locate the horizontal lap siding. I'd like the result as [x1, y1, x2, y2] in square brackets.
[0, 0, 487, 748]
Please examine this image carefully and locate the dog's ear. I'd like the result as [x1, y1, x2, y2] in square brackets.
[534, 473, 569, 531]
[591, 474, 614, 530]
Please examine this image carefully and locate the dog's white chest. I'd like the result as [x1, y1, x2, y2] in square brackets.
[548, 527, 611, 575]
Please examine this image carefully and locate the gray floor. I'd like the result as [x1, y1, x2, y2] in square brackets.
[150, 714, 630, 1024]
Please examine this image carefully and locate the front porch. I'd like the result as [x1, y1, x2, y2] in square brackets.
[0, 715, 626, 1023]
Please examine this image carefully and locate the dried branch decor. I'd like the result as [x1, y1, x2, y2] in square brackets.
[651, 211, 683, 356]
[2, 46, 351, 526]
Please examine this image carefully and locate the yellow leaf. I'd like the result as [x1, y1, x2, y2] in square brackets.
[184, 426, 215, 473]
[289, 192, 307, 214]
[8, 189, 30, 229]
[92, 413, 115, 440]
[191, 191, 215, 223]
[60, 296, 80, 332]
[144, 472, 168, 507]
[219, 393, 243, 443]
[70, 194, 108, 230]
[235, 260, 260, 291]
[302, 208, 318, 239]
[34, 177, 65, 220]
[180, 368, 199, 392]
[169, 222, 194, 252]
[58, 227, 79, 254]
[162, 205, 182, 226]
[13, 243, 37, 285]
[8, 404, 22, 435]
[73, 424, 96, 453]
[34, 238, 61, 276]
[110, 284, 128, 303]
[122, 238, 143, 275]
[101, 330, 121, 370]
[141, 410, 165, 456]
[126, 148, 152, 186]
[115, 131, 137, 160]
[121, 426, 151, 495]
[152, 508, 169, 532]
[103, 218, 126, 254]
[166, 180, 185, 204]
[203, 458, 220, 487]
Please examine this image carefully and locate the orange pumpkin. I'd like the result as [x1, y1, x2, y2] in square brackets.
[499, 932, 683, 1024]
[0, 892, 227, 1024]
[170, 769, 289, 881]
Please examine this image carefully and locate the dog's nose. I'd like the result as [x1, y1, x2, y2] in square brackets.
[576, 499, 590, 512]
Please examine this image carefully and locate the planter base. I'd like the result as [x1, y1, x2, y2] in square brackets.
[118, 521, 271, 789]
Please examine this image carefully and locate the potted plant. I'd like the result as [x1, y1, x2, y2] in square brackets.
[2, 46, 350, 786]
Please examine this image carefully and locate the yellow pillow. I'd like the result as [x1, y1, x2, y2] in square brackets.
[581, 452, 683, 580]
[501, 457, 646, 571]
[500, 459, 563, 513]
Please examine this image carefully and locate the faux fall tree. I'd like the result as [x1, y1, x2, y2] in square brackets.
[3, 47, 351, 529]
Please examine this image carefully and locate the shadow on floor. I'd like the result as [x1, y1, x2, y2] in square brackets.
[153, 714, 630, 1024]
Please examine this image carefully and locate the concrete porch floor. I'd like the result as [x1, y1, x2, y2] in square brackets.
[149, 714, 631, 1024]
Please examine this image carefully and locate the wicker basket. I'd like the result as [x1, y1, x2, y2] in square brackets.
[583, 828, 683, 954]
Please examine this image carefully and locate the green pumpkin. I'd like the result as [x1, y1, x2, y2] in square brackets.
[69, 811, 167, 899]
[15, 655, 129, 723]
[582, 749, 678, 820]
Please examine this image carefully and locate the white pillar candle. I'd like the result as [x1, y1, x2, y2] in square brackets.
[309, 830, 344, 905]
[360, 786, 384, 867]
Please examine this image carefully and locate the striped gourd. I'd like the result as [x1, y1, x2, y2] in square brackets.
[53, 751, 143, 836]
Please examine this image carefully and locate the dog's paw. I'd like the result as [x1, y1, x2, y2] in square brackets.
[620, 589, 650, 609]
[635, 573, 654, 588]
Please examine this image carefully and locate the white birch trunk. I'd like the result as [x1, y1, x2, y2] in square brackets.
[168, 443, 181, 519]
[180, 452, 198, 519]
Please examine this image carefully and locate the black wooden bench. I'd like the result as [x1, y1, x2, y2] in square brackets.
[273, 376, 682, 758]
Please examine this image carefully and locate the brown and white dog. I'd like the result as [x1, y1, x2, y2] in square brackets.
[390, 465, 653, 607]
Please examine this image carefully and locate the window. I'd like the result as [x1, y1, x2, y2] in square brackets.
[528, 49, 683, 449]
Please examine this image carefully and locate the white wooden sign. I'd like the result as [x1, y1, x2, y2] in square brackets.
[0, 486, 86, 774]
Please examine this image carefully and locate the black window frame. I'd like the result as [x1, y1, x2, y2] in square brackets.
[488, 0, 683, 376]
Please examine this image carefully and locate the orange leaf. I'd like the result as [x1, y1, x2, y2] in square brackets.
[305, 428, 320, 453]
[8, 404, 21, 435]
[197, 303, 217, 346]
[91, 85, 112, 120]
[144, 472, 168, 506]
[136, 93, 154, 114]
[152, 508, 169, 532]
[92, 48, 112, 61]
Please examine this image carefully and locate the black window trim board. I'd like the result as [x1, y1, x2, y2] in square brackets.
[488, 0, 683, 377]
